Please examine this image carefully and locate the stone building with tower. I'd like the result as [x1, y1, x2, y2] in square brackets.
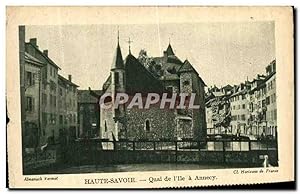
[99, 36, 207, 142]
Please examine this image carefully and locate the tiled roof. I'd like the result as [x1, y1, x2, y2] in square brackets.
[58, 74, 79, 87]
[26, 42, 61, 70]
[78, 90, 101, 103]
[124, 54, 166, 95]
[25, 52, 45, 67]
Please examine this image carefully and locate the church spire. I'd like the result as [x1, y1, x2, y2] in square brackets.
[166, 42, 175, 56]
[111, 30, 124, 70]
[117, 28, 120, 45]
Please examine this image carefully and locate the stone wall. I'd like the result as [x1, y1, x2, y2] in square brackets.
[126, 106, 176, 140]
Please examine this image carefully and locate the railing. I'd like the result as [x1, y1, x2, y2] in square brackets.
[23, 139, 278, 173]
[76, 139, 278, 152]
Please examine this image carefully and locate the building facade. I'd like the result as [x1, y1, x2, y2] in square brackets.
[205, 60, 277, 139]
[23, 52, 45, 148]
[205, 85, 232, 134]
[100, 39, 207, 142]
[77, 89, 101, 138]
[229, 83, 250, 135]
[265, 60, 277, 137]
[21, 30, 79, 147]
[58, 75, 79, 142]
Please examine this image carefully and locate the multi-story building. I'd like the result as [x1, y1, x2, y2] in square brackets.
[205, 85, 232, 134]
[247, 75, 267, 137]
[248, 60, 277, 138]
[205, 60, 277, 139]
[23, 52, 45, 148]
[25, 38, 61, 145]
[229, 83, 250, 135]
[21, 30, 79, 146]
[265, 60, 277, 137]
[77, 89, 101, 138]
[58, 75, 79, 142]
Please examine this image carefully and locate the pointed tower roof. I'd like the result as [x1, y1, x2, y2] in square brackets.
[111, 31, 124, 70]
[166, 43, 175, 56]
[178, 59, 196, 74]
[111, 43, 124, 70]
[178, 59, 206, 86]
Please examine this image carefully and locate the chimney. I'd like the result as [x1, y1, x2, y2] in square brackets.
[68, 75, 72, 82]
[29, 38, 37, 46]
[43, 50, 48, 56]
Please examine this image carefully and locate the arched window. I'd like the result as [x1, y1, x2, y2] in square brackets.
[145, 120, 150, 132]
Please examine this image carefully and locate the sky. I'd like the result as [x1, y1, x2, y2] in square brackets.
[25, 22, 275, 90]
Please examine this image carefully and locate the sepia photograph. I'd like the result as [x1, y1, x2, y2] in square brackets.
[6, 6, 294, 188]
[20, 22, 278, 175]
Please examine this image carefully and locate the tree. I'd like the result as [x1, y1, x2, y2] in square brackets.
[138, 49, 163, 78]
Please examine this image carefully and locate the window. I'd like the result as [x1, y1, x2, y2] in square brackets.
[50, 114, 56, 124]
[59, 115, 63, 124]
[59, 88, 63, 96]
[25, 96, 34, 112]
[43, 82, 47, 90]
[114, 72, 119, 84]
[42, 112, 47, 127]
[183, 80, 190, 85]
[270, 80, 273, 89]
[26, 71, 35, 86]
[145, 120, 150, 132]
[53, 96, 56, 107]
[242, 104, 246, 109]
[266, 96, 270, 105]
[42, 93, 47, 106]
[50, 81, 56, 91]
[104, 120, 108, 132]
[241, 114, 246, 121]
[249, 103, 253, 112]
[50, 95, 53, 106]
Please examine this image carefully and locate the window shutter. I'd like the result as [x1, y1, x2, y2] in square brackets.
[32, 97, 35, 111]
[25, 97, 29, 111]
[32, 73, 36, 85]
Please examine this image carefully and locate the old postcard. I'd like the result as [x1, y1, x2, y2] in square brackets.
[6, 6, 294, 188]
